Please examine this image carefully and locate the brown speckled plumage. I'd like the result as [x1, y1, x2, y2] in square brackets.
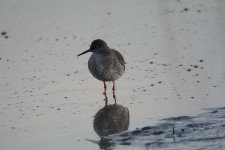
[88, 48, 125, 81]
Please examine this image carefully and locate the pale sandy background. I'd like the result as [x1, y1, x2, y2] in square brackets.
[0, 0, 225, 149]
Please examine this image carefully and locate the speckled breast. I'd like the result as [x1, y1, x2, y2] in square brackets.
[88, 53, 124, 81]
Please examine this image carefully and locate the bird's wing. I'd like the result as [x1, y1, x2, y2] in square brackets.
[112, 49, 125, 69]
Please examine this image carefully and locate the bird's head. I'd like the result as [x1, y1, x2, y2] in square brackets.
[77, 39, 109, 56]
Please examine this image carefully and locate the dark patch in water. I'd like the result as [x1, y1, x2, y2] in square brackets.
[132, 130, 142, 135]
[142, 126, 152, 131]
[187, 69, 192, 72]
[199, 59, 204, 62]
[184, 8, 189, 11]
[152, 130, 164, 135]
[1, 31, 9, 39]
[121, 137, 132, 142]
[100, 107, 225, 149]
[165, 116, 193, 121]
[121, 142, 131, 145]
[211, 110, 218, 113]
[120, 132, 129, 137]
[1, 31, 6, 36]
[193, 65, 198, 68]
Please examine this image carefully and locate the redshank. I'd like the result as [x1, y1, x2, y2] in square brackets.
[77, 39, 125, 99]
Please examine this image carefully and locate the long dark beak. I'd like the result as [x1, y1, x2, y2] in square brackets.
[77, 49, 91, 56]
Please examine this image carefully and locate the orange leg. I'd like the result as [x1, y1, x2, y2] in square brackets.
[112, 81, 117, 104]
[103, 91, 108, 106]
[112, 81, 115, 92]
[103, 81, 107, 94]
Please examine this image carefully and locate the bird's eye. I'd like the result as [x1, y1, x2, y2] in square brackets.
[91, 45, 96, 49]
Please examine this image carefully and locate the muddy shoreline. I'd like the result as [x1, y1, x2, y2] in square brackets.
[94, 106, 225, 149]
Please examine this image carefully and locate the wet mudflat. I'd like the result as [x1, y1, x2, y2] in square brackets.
[1, 0, 225, 150]
[98, 106, 225, 150]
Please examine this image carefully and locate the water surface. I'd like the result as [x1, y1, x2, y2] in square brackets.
[0, 0, 225, 149]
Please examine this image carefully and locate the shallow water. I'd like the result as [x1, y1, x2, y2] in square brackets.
[0, 0, 225, 149]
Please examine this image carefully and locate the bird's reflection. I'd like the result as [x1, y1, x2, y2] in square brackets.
[86, 93, 129, 149]
[94, 104, 129, 137]
[91, 93, 130, 149]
